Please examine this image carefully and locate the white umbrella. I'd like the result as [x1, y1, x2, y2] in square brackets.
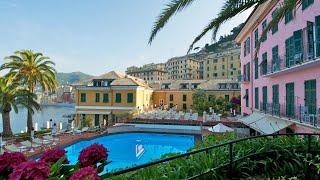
[208, 123, 234, 133]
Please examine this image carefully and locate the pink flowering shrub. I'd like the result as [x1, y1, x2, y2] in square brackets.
[70, 166, 100, 180]
[40, 148, 69, 165]
[78, 143, 108, 167]
[9, 161, 50, 180]
[0, 152, 27, 176]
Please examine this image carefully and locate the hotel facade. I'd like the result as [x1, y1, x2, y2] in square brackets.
[236, 0, 320, 132]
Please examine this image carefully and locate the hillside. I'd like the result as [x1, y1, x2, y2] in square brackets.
[56, 72, 93, 85]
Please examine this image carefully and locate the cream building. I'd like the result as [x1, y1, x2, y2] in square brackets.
[126, 63, 167, 81]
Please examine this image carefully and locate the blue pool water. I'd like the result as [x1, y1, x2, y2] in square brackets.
[64, 133, 195, 172]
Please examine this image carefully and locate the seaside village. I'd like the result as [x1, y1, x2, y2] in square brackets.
[1, 0, 320, 179]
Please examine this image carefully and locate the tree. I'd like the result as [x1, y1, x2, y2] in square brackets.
[149, 0, 300, 53]
[192, 89, 208, 113]
[0, 78, 40, 138]
[0, 50, 57, 135]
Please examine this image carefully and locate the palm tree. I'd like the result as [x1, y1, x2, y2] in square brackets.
[149, 0, 301, 53]
[0, 78, 40, 138]
[0, 50, 58, 135]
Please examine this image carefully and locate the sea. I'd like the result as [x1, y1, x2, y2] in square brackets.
[0, 104, 75, 134]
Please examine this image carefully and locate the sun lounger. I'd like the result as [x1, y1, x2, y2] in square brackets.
[5, 144, 27, 152]
[20, 140, 41, 148]
[33, 138, 51, 145]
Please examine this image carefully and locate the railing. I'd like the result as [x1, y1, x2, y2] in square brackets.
[237, 75, 250, 82]
[105, 133, 320, 179]
[259, 102, 320, 127]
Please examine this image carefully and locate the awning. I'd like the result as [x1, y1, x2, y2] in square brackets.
[208, 123, 234, 133]
[239, 112, 294, 134]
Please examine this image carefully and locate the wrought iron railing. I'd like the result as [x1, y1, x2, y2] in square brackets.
[105, 133, 320, 179]
[259, 102, 320, 127]
[237, 75, 250, 82]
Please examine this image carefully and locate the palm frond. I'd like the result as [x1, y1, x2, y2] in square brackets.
[148, 0, 196, 44]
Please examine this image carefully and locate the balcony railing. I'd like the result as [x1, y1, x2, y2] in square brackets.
[237, 75, 250, 82]
[259, 102, 320, 127]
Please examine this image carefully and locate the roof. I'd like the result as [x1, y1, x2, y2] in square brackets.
[239, 112, 294, 134]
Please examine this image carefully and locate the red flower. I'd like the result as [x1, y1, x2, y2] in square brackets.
[40, 148, 69, 165]
[0, 152, 27, 176]
[9, 161, 50, 180]
[78, 143, 107, 167]
[69, 166, 100, 180]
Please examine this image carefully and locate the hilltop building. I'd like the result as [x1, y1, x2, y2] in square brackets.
[126, 63, 167, 81]
[236, 0, 320, 133]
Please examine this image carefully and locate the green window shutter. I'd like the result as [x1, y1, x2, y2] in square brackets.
[183, 103, 187, 110]
[271, 9, 278, 34]
[305, 80, 316, 114]
[302, 0, 314, 10]
[262, 52, 267, 75]
[255, 87, 259, 109]
[272, 45, 279, 72]
[127, 93, 133, 103]
[272, 85, 279, 115]
[307, 22, 314, 59]
[80, 93, 86, 102]
[262, 20, 267, 42]
[316, 16, 320, 57]
[255, 58, 258, 79]
[293, 30, 303, 58]
[170, 94, 174, 101]
[285, 10, 293, 24]
[183, 95, 187, 102]
[94, 114, 99, 126]
[262, 86, 267, 111]
[225, 95, 229, 102]
[254, 29, 259, 48]
[115, 93, 121, 103]
[95, 93, 100, 102]
[286, 83, 295, 117]
[245, 89, 249, 107]
[103, 93, 109, 103]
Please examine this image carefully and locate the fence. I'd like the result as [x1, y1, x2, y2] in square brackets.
[106, 133, 320, 179]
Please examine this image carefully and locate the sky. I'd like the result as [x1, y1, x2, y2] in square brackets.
[0, 0, 252, 76]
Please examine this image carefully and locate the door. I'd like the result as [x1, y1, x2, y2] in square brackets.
[286, 83, 295, 118]
[103, 114, 109, 126]
[305, 80, 317, 114]
[316, 16, 320, 57]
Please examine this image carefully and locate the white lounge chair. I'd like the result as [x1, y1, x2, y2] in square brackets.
[33, 138, 51, 145]
[20, 140, 41, 148]
[5, 144, 27, 152]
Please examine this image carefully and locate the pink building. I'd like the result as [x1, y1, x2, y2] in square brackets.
[236, 0, 320, 133]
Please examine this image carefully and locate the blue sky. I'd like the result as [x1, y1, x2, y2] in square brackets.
[0, 0, 251, 76]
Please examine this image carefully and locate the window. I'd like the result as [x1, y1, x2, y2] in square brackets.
[95, 93, 100, 102]
[222, 65, 225, 69]
[115, 93, 121, 103]
[285, 10, 293, 24]
[272, 45, 279, 72]
[244, 37, 250, 56]
[262, 20, 267, 42]
[183, 94, 187, 102]
[255, 87, 259, 109]
[94, 114, 100, 126]
[302, 0, 314, 10]
[169, 94, 174, 101]
[127, 93, 133, 103]
[80, 93, 86, 102]
[271, 9, 278, 34]
[254, 29, 259, 48]
[183, 103, 187, 110]
[230, 64, 234, 68]
[272, 84, 279, 114]
[254, 58, 259, 79]
[103, 93, 109, 103]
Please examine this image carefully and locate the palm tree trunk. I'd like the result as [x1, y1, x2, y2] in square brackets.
[27, 109, 33, 134]
[2, 111, 13, 138]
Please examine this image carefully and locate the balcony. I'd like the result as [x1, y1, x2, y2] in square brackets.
[237, 75, 250, 83]
[259, 102, 320, 128]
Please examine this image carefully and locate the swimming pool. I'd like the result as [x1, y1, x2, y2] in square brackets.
[64, 133, 195, 172]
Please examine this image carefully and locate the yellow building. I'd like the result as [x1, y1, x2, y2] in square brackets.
[151, 79, 240, 111]
[203, 48, 241, 81]
[74, 71, 153, 127]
